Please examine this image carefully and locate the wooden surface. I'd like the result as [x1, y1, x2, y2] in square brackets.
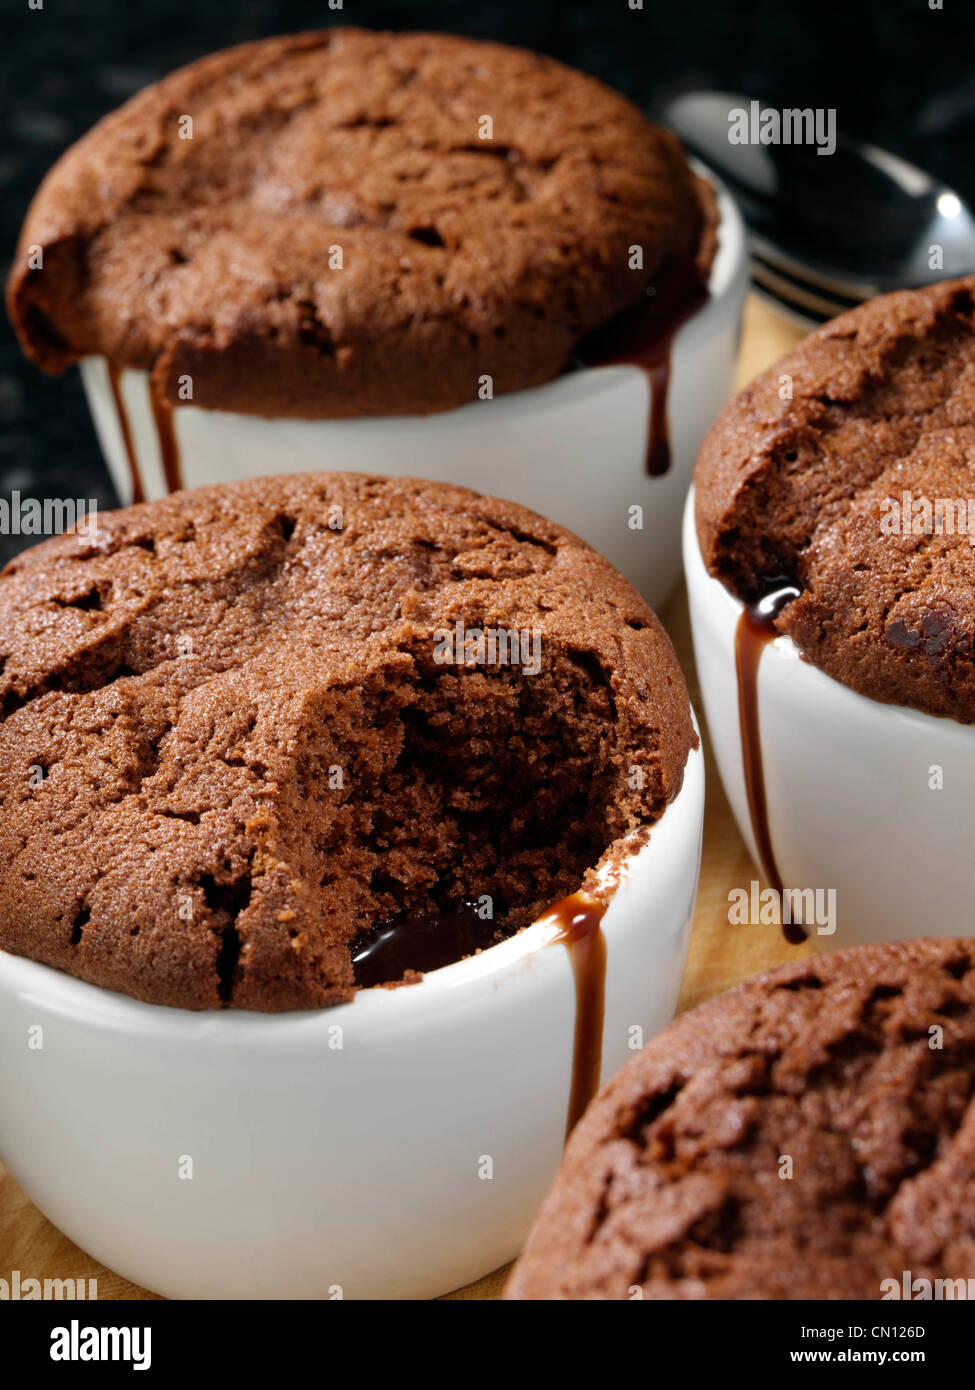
[0, 296, 810, 1301]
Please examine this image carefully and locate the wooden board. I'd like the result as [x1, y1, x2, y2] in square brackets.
[0, 296, 810, 1301]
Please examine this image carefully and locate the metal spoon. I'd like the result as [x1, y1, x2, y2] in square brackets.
[660, 90, 975, 321]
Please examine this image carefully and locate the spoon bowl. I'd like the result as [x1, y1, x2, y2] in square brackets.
[661, 90, 975, 316]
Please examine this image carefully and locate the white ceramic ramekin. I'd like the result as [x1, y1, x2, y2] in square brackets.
[78, 170, 747, 610]
[684, 486, 975, 944]
[0, 736, 703, 1301]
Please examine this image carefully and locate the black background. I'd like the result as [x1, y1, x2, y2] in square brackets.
[3, 0, 974, 563]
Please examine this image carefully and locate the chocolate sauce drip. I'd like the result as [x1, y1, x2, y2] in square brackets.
[106, 364, 145, 504]
[351, 888, 608, 1139]
[350, 897, 506, 988]
[149, 384, 183, 494]
[106, 365, 183, 500]
[579, 257, 709, 476]
[543, 892, 608, 1137]
[734, 580, 806, 945]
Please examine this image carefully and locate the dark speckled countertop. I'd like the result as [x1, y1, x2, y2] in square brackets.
[3, 0, 975, 565]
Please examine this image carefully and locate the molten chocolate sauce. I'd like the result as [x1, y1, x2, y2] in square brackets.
[579, 257, 710, 476]
[106, 365, 183, 501]
[106, 364, 145, 504]
[542, 892, 608, 1137]
[350, 888, 608, 1139]
[350, 898, 505, 988]
[734, 579, 806, 945]
[149, 385, 183, 494]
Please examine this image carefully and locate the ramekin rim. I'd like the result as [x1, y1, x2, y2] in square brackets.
[682, 482, 974, 737]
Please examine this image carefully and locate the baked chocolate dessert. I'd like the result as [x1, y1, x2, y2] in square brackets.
[7, 28, 716, 420]
[695, 275, 975, 722]
[0, 474, 695, 1011]
[507, 938, 975, 1300]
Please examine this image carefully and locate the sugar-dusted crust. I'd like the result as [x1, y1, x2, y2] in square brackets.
[695, 276, 975, 722]
[508, 938, 975, 1299]
[7, 29, 713, 418]
[0, 473, 694, 1011]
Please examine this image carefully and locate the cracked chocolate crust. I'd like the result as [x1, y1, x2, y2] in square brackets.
[507, 938, 975, 1300]
[0, 473, 695, 1012]
[694, 275, 975, 722]
[6, 28, 714, 419]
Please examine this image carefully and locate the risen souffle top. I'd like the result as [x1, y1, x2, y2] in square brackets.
[0, 473, 694, 1011]
[7, 28, 715, 418]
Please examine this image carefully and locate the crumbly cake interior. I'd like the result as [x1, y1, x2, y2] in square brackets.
[0, 473, 693, 1010]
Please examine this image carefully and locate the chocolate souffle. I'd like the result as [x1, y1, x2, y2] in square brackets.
[695, 275, 975, 721]
[0, 475, 695, 1011]
[508, 938, 975, 1300]
[7, 28, 716, 420]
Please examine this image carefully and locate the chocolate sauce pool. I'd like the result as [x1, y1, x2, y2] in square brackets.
[579, 256, 710, 475]
[350, 898, 505, 987]
[351, 890, 608, 1138]
[734, 579, 806, 945]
